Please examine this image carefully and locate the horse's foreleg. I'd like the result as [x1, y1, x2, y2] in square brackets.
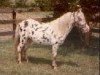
[52, 44, 59, 70]
[17, 44, 23, 64]
[18, 51, 22, 64]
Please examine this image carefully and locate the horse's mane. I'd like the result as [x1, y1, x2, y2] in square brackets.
[49, 12, 72, 25]
[47, 12, 73, 36]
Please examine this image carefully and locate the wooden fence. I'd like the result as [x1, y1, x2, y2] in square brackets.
[0, 8, 53, 39]
[0, 8, 16, 38]
[0, 8, 99, 45]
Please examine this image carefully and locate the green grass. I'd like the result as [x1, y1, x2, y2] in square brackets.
[0, 39, 99, 75]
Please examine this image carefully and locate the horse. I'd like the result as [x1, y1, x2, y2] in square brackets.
[15, 7, 90, 70]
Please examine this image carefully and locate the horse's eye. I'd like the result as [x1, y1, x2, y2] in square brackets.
[78, 17, 82, 21]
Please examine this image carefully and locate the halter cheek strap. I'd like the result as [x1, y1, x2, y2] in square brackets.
[72, 11, 89, 33]
[82, 24, 90, 33]
[72, 12, 87, 28]
[72, 12, 79, 27]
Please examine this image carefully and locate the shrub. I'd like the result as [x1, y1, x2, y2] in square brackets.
[0, 0, 11, 7]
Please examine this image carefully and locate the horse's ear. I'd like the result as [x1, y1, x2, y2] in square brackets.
[76, 5, 82, 12]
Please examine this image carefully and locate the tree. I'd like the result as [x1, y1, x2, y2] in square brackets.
[0, 0, 11, 7]
[15, 0, 28, 7]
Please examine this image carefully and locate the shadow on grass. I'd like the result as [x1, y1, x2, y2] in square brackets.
[30, 36, 99, 57]
[83, 37, 99, 56]
[30, 44, 51, 50]
[28, 56, 79, 67]
[58, 35, 99, 56]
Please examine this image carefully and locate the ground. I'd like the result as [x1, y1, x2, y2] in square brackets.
[0, 37, 99, 75]
[0, 12, 99, 75]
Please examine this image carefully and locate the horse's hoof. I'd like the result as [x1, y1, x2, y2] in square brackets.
[54, 67, 58, 71]
[18, 61, 22, 64]
[52, 66, 58, 71]
[26, 59, 29, 63]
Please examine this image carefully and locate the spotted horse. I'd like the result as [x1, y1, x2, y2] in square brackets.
[15, 7, 90, 70]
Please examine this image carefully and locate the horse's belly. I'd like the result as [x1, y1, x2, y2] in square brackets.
[31, 35, 51, 45]
[32, 39, 51, 45]
[28, 27, 53, 45]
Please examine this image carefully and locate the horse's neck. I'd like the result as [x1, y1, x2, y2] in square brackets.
[50, 12, 74, 37]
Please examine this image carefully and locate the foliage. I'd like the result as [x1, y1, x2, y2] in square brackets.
[15, 0, 29, 7]
[0, 0, 99, 12]
[0, 0, 11, 7]
[67, 0, 80, 11]
[33, 0, 53, 11]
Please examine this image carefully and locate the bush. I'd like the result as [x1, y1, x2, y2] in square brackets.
[32, 0, 53, 11]
[0, 0, 11, 7]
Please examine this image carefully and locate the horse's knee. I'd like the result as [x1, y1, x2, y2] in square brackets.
[52, 45, 59, 57]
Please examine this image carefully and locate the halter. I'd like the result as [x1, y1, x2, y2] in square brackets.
[72, 12, 87, 30]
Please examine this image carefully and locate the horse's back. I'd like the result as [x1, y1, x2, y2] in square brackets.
[19, 19, 41, 27]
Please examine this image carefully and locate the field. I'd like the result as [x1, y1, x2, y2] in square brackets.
[0, 12, 99, 75]
[0, 37, 99, 75]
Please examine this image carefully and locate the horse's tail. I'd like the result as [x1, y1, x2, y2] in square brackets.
[14, 24, 20, 58]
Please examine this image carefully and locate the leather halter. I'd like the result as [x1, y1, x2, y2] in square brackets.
[72, 12, 87, 29]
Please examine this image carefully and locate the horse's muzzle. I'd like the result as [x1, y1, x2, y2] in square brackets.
[82, 24, 90, 33]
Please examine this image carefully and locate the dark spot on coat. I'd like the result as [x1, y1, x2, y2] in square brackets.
[42, 27, 48, 32]
[20, 47, 22, 49]
[54, 34, 56, 38]
[20, 27, 22, 32]
[24, 21, 28, 27]
[39, 42, 42, 44]
[35, 27, 42, 31]
[78, 17, 82, 21]
[51, 31, 54, 34]
[33, 37, 35, 39]
[47, 39, 49, 42]
[58, 36, 62, 39]
[34, 24, 38, 27]
[32, 24, 34, 28]
[23, 37, 26, 39]
[23, 29, 26, 31]
[42, 34, 47, 39]
[22, 40, 24, 43]
[32, 31, 34, 35]
[42, 34, 49, 42]
[55, 42, 58, 44]
[22, 34, 25, 37]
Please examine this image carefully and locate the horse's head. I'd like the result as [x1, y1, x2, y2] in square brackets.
[74, 6, 90, 33]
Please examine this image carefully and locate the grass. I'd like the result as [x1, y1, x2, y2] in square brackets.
[0, 38, 99, 75]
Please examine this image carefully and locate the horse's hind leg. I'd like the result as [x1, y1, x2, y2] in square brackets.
[21, 38, 32, 62]
[17, 37, 27, 63]
[17, 43, 24, 64]
[21, 46, 28, 62]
